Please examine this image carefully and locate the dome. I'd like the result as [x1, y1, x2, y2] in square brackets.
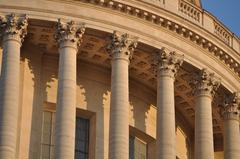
[0, 1, 239, 159]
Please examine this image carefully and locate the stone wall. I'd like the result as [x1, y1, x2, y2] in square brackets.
[15, 51, 194, 158]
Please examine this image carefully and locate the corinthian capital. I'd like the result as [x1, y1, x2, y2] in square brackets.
[220, 92, 240, 121]
[193, 69, 220, 97]
[153, 47, 184, 78]
[0, 13, 28, 43]
[107, 31, 138, 61]
[55, 19, 85, 49]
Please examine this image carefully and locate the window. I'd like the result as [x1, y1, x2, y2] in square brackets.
[41, 111, 90, 159]
[129, 136, 147, 159]
[41, 111, 55, 159]
[75, 117, 89, 159]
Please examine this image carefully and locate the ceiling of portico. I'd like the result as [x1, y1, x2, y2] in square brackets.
[25, 19, 229, 150]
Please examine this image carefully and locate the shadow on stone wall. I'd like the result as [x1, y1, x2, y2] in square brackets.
[76, 61, 111, 159]
[129, 80, 156, 135]
[21, 42, 57, 159]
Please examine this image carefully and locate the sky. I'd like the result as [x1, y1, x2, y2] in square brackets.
[201, 0, 240, 37]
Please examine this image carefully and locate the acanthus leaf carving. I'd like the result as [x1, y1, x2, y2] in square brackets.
[107, 31, 138, 60]
[55, 19, 85, 49]
[0, 13, 28, 43]
[152, 47, 184, 78]
[220, 92, 240, 121]
[192, 68, 220, 98]
[78, 0, 240, 78]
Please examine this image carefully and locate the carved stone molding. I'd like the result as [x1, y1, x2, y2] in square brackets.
[107, 31, 138, 61]
[0, 13, 28, 43]
[179, 0, 201, 23]
[152, 47, 184, 78]
[214, 21, 231, 45]
[55, 19, 85, 49]
[75, 0, 240, 78]
[220, 92, 240, 121]
[192, 68, 221, 98]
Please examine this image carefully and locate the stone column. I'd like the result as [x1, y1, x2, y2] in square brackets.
[193, 69, 220, 159]
[154, 48, 184, 159]
[107, 31, 137, 159]
[220, 92, 240, 159]
[54, 19, 85, 159]
[0, 14, 28, 159]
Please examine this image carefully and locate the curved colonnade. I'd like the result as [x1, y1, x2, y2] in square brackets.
[0, 0, 239, 159]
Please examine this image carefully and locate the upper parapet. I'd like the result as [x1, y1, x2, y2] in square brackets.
[186, 0, 202, 8]
[141, 0, 202, 8]
[0, 0, 239, 77]
[133, 0, 239, 52]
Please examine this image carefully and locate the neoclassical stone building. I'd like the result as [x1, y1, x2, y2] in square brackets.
[0, 0, 239, 159]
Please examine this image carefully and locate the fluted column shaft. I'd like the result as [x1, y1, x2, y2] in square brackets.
[221, 93, 240, 159]
[154, 49, 183, 159]
[224, 120, 240, 159]
[107, 31, 137, 159]
[0, 14, 27, 159]
[195, 92, 214, 159]
[194, 69, 220, 159]
[55, 42, 77, 159]
[157, 72, 175, 159]
[54, 20, 85, 159]
[109, 55, 129, 159]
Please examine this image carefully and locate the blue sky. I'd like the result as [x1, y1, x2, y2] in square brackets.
[201, 0, 240, 37]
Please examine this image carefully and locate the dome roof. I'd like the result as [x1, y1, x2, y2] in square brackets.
[187, 0, 202, 7]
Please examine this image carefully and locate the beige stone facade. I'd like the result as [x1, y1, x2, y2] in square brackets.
[0, 0, 239, 159]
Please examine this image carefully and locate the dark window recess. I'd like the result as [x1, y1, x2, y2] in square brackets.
[41, 111, 90, 159]
[129, 135, 147, 159]
[75, 117, 90, 159]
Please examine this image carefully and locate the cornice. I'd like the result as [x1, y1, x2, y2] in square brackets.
[42, 0, 240, 79]
[0, 0, 239, 80]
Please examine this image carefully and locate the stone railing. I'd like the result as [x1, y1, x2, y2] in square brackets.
[178, 0, 202, 23]
[214, 21, 231, 45]
[1, 0, 238, 74]
[68, 0, 240, 55]
[75, 0, 239, 75]
[72, 0, 239, 50]
[141, 0, 163, 5]
[202, 11, 239, 51]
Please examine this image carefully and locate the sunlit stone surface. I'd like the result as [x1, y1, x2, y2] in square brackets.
[0, 0, 239, 159]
